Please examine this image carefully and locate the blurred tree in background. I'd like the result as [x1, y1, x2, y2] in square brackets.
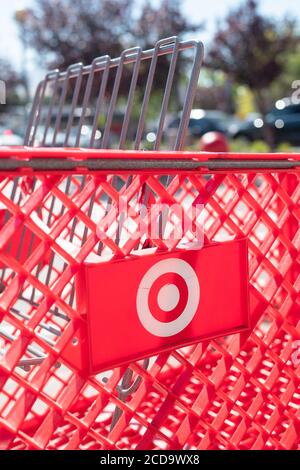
[18, 0, 200, 94]
[207, 0, 298, 113]
[9, 0, 300, 148]
[17, 0, 300, 110]
[20, 0, 134, 69]
[206, 0, 299, 145]
[20, 0, 199, 66]
[271, 44, 300, 99]
[133, 0, 199, 49]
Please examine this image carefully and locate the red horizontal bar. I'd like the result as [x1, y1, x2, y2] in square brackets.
[0, 147, 299, 161]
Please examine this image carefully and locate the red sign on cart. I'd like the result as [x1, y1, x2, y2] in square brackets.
[77, 239, 250, 373]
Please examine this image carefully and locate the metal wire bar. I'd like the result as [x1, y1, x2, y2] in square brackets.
[76, 57, 106, 146]
[175, 41, 204, 150]
[154, 38, 179, 150]
[134, 38, 170, 150]
[24, 72, 52, 146]
[0, 327, 46, 363]
[89, 56, 111, 147]
[10, 306, 62, 337]
[64, 64, 84, 146]
[101, 49, 128, 148]
[109, 358, 150, 431]
[17, 295, 69, 321]
[41, 71, 60, 146]
[119, 48, 142, 149]
[52, 63, 83, 146]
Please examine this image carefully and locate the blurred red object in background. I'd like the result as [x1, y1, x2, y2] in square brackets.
[199, 131, 230, 152]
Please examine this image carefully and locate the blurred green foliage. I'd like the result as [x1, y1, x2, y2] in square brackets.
[186, 139, 296, 153]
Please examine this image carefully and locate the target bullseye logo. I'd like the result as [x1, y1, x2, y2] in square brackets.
[136, 258, 200, 337]
[83, 239, 249, 372]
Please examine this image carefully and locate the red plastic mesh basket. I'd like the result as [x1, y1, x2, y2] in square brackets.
[0, 148, 299, 450]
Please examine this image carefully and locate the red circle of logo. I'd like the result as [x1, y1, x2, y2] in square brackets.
[148, 272, 189, 323]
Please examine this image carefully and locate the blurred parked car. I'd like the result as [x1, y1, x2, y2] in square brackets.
[33, 125, 102, 147]
[229, 99, 300, 145]
[145, 109, 237, 147]
[167, 109, 229, 138]
[0, 128, 23, 146]
[228, 113, 263, 141]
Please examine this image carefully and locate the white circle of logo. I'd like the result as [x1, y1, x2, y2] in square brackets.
[136, 258, 200, 337]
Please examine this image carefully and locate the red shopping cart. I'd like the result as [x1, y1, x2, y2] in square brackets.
[0, 37, 299, 450]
